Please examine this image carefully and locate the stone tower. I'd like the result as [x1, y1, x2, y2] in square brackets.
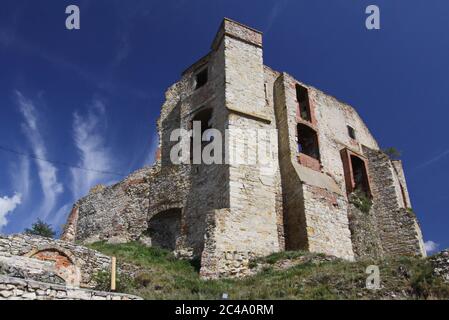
[62, 18, 426, 279]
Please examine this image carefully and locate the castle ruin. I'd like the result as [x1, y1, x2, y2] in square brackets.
[62, 19, 426, 279]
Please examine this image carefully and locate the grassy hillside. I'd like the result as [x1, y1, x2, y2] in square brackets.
[88, 242, 449, 300]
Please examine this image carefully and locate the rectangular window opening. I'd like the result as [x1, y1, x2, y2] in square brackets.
[350, 155, 370, 196]
[296, 84, 311, 122]
[195, 68, 208, 90]
[347, 125, 356, 140]
[297, 124, 320, 161]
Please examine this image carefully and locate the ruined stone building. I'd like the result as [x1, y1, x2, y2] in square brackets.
[62, 19, 426, 278]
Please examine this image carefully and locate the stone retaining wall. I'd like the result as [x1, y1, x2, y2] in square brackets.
[0, 275, 141, 300]
[0, 234, 111, 288]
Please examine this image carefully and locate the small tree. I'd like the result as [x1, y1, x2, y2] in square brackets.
[25, 219, 56, 238]
[383, 147, 402, 160]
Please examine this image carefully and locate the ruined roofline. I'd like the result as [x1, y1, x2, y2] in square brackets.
[275, 70, 380, 150]
[182, 52, 212, 76]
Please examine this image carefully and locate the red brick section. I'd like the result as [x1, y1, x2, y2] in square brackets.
[297, 153, 321, 172]
[34, 250, 73, 269]
[308, 185, 338, 208]
[155, 147, 161, 162]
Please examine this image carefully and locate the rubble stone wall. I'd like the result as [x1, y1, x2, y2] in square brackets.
[0, 234, 111, 288]
[363, 147, 426, 257]
[0, 275, 141, 300]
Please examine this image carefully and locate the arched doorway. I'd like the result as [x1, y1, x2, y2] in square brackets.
[146, 208, 182, 251]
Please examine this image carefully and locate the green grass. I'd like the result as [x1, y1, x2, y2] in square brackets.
[87, 242, 449, 300]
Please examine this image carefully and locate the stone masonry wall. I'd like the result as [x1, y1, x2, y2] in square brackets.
[0, 234, 111, 288]
[0, 275, 141, 300]
[430, 250, 449, 283]
[363, 147, 426, 257]
[67, 167, 153, 244]
[61, 18, 426, 278]
[274, 73, 355, 260]
[199, 20, 283, 279]
[348, 203, 384, 260]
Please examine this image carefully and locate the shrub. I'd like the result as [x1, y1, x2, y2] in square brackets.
[383, 147, 402, 160]
[349, 190, 372, 214]
[24, 219, 56, 238]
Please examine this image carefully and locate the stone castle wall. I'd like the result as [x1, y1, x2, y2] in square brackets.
[61, 18, 426, 279]
[63, 167, 153, 244]
[362, 147, 426, 257]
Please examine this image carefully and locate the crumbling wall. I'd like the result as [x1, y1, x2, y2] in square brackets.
[0, 255, 66, 285]
[0, 234, 111, 288]
[274, 73, 355, 260]
[363, 147, 426, 257]
[64, 167, 153, 244]
[347, 203, 384, 260]
[430, 250, 449, 283]
[60, 18, 426, 278]
[0, 275, 141, 300]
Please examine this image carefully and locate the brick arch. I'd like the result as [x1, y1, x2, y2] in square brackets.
[24, 247, 81, 287]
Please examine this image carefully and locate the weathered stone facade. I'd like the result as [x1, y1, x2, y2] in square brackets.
[62, 18, 426, 278]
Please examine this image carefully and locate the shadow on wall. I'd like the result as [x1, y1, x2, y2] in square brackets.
[145, 208, 182, 251]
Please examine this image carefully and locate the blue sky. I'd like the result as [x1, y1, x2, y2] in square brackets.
[0, 0, 448, 253]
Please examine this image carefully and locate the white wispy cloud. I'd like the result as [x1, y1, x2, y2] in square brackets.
[424, 240, 440, 255]
[0, 193, 22, 232]
[112, 30, 131, 67]
[416, 149, 449, 169]
[49, 202, 73, 234]
[266, 0, 290, 33]
[16, 91, 63, 220]
[10, 157, 31, 203]
[71, 99, 115, 199]
[143, 133, 159, 167]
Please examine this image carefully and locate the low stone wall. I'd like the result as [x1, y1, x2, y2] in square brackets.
[0, 255, 65, 285]
[0, 275, 142, 300]
[0, 234, 111, 288]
